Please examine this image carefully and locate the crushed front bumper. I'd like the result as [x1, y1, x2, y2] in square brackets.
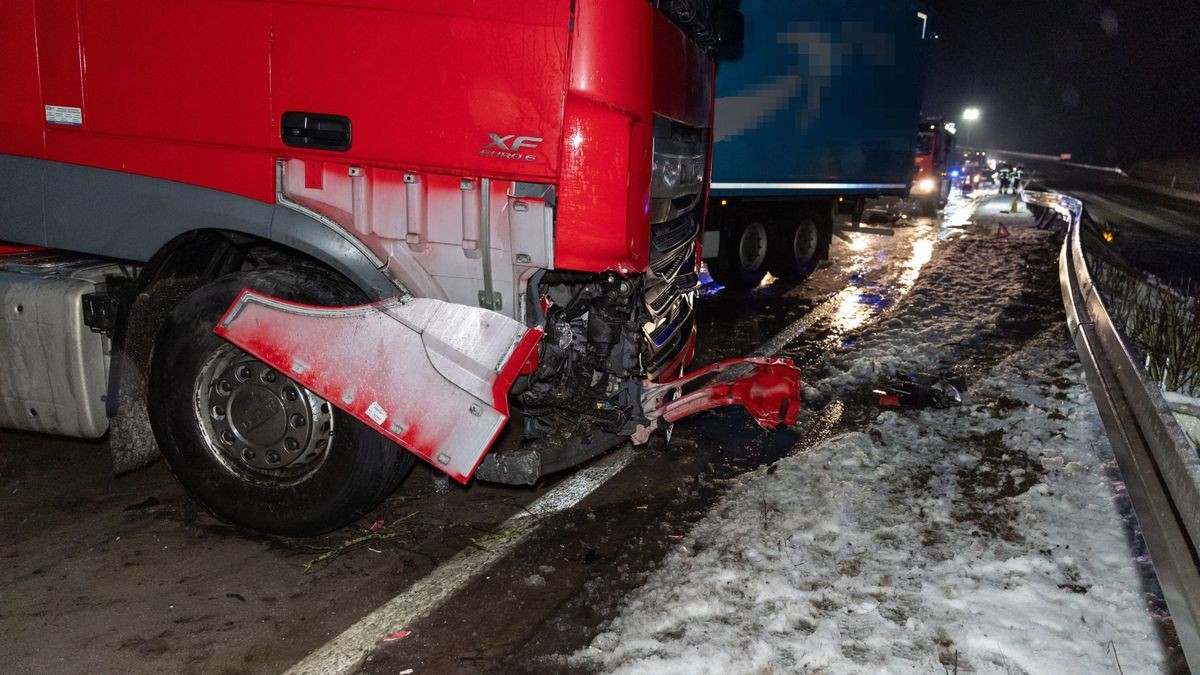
[217, 291, 801, 483]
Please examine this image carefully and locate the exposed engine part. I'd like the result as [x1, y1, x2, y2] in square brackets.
[515, 256, 698, 439]
[518, 271, 646, 440]
[515, 114, 705, 443]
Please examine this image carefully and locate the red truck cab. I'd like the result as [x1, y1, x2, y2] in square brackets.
[0, 2, 797, 535]
[912, 117, 957, 213]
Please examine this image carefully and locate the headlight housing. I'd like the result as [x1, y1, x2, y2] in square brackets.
[650, 118, 707, 225]
[916, 178, 936, 194]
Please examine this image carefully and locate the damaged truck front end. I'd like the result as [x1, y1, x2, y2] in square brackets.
[217, 0, 797, 497]
[0, 0, 792, 536]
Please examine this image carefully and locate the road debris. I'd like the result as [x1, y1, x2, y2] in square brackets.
[381, 630, 411, 643]
[303, 512, 419, 572]
[874, 371, 962, 408]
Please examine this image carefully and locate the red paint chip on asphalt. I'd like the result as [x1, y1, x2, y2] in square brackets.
[382, 630, 411, 643]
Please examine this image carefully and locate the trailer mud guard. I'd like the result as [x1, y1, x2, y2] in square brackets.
[215, 291, 541, 483]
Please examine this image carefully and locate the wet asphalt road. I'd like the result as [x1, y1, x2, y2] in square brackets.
[999, 153, 1200, 288]
[0, 201, 948, 674]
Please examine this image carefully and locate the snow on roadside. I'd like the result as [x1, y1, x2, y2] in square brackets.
[1163, 391, 1200, 450]
[574, 207, 1177, 673]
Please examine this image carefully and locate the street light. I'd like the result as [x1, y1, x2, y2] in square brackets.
[962, 107, 981, 147]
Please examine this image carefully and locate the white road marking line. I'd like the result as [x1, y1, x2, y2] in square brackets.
[284, 448, 635, 675]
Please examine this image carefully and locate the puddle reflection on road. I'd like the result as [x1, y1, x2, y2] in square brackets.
[940, 191, 993, 239]
[833, 230, 936, 335]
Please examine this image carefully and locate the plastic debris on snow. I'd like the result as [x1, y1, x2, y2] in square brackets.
[875, 371, 962, 409]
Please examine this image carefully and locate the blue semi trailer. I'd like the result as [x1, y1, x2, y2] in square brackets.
[703, 0, 932, 288]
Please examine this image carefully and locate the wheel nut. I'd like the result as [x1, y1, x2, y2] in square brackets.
[284, 437, 300, 452]
[267, 450, 281, 464]
[290, 413, 306, 428]
[211, 405, 226, 420]
[262, 370, 277, 383]
[221, 430, 234, 445]
[236, 365, 252, 381]
[241, 448, 256, 461]
[283, 387, 299, 402]
[216, 380, 232, 396]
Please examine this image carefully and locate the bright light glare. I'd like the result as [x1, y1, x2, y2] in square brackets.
[898, 239, 935, 289]
[917, 178, 936, 193]
[963, 107, 981, 121]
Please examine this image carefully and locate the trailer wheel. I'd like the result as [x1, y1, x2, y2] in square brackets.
[769, 218, 820, 279]
[148, 266, 415, 536]
[710, 219, 769, 289]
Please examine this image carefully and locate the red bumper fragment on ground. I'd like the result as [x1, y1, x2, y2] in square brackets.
[634, 357, 802, 443]
[215, 290, 541, 483]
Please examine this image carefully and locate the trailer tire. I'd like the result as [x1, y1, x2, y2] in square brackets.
[148, 266, 415, 536]
[768, 217, 820, 280]
[710, 219, 769, 289]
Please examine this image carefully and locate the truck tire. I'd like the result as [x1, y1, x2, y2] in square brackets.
[710, 219, 769, 289]
[148, 266, 415, 536]
[769, 217, 820, 280]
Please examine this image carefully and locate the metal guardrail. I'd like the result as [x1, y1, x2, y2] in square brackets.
[1023, 189, 1200, 669]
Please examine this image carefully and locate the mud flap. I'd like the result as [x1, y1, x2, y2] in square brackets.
[633, 357, 801, 444]
[215, 291, 542, 483]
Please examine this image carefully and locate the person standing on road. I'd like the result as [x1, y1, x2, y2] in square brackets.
[998, 167, 1011, 194]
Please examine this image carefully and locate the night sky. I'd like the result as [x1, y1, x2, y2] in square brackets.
[922, 0, 1200, 165]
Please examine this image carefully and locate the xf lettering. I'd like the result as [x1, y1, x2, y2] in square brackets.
[481, 133, 543, 161]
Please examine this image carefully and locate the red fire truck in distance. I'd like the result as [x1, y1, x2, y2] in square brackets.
[0, 1, 799, 535]
[912, 116, 957, 213]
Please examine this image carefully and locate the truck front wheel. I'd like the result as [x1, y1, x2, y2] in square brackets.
[710, 219, 769, 289]
[148, 266, 415, 536]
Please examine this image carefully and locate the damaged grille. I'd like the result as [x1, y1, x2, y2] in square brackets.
[646, 235, 698, 316]
[642, 117, 705, 377]
[651, 210, 701, 257]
